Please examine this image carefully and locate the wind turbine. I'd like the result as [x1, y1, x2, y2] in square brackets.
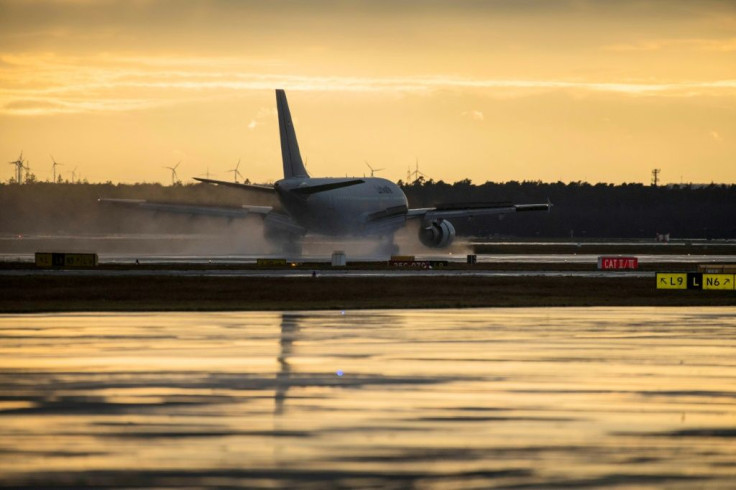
[50, 155, 63, 182]
[228, 159, 243, 182]
[163, 161, 181, 185]
[8, 151, 24, 183]
[23, 160, 32, 183]
[365, 161, 384, 177]
[71, 167, 78, 183]
[407, 158, 428, 183]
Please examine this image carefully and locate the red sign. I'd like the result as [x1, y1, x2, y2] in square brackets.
[598, 256, 639, 270]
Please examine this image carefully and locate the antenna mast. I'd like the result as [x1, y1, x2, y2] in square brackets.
[651, 168, 661, 187]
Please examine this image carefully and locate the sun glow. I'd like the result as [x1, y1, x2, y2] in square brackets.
[1, 0, 735, 184]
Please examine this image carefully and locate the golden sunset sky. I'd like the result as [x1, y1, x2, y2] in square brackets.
[1, 0, 735, 185]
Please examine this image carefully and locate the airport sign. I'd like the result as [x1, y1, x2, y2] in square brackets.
[657, 273, 687, 289]
[703, 274, 735, 290]
[657, 272, 735, 290]
[598, 256, 639, 270]
[35, 252, 98, 268]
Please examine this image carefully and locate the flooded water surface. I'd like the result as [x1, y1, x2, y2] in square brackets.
[1, 308, 735, 488]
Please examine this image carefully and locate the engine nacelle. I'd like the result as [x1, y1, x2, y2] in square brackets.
[419, 219, 456, 248]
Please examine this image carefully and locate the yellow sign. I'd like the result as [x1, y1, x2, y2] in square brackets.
[35, 252, 98, 268]
[256, 258, 287, 266]
[35, 253, 53, 267]
[703, 274, 735, 290]
[656, 273, 687, 290]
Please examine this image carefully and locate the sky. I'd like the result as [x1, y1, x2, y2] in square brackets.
[1, 0, 735, 185]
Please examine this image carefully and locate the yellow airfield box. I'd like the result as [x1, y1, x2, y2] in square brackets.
[35, 252, 98, 268]
[256, 258, 287, 266]
[657, 272, 735, 291]
[656, 273, 687, 290]
[703, 274, 735, 290]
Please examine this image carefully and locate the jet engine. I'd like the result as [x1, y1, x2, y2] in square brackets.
[419, 219, 456, 248]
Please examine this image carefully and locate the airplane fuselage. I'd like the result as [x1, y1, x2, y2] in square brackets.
[276, 177, 408, 236]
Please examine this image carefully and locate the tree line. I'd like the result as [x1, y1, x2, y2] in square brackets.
[400, 179, 736, 239]
[1, 180, 734, 239]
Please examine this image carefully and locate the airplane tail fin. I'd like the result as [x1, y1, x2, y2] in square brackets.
[276, 89, 309, 179]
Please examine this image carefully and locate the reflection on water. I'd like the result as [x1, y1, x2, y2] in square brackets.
[0, 308, 735, 488]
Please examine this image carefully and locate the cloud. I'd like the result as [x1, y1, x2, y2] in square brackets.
[462, 110, 485, 121]
[5, 99, 62, 110]
[2, 94, 173, 116]
[246, 107, 276, 130]
[604, 38, 736, 52]
[2, 53, 735, 116]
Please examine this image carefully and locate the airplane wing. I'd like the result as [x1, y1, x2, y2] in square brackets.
[98, 198, 272, 218]
[99, 198, 307, 237]
[406, 201, 551, 221]
[193, 177, 276, 193]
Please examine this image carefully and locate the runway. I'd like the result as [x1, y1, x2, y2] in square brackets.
[0, 267, 654, 279]
[2, 252, 736, 265]
[2, 234, 736, 266]
[2, 237, 734, 312]
[3, 247, 733, 280]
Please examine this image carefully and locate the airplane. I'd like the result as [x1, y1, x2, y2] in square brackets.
[101, 89, 550, 255]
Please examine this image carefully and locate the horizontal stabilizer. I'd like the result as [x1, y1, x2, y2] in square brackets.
[194, 177, 275, 193]
[291, 179, 365, 195]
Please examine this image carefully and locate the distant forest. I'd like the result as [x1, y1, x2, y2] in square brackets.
[1, 180, 735, 239]
[400, 179, 736, 239]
